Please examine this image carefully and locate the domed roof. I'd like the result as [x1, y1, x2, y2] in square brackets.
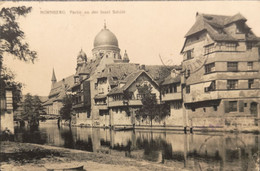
[94, 24, 118, 48]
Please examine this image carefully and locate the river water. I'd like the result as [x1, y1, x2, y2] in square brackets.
[14, 121, 260, 171]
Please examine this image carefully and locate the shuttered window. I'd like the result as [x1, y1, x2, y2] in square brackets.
[224, 101, 229, 113]
[239, 100, 244, 112]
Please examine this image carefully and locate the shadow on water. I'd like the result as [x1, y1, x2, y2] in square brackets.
[14, 125, 47, 144]
[13, 122, 260, 170]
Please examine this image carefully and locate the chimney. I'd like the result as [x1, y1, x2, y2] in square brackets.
[140, 65, 145, 70]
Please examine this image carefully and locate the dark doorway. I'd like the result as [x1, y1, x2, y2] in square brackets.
[250, 102, 258, 115]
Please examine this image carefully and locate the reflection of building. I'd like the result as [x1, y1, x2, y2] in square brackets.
[163, 13, 260, 130]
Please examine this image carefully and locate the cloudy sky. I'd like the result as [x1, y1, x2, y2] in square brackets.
[2, 1, 260, 96]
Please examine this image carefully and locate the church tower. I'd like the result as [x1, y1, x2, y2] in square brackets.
[51, 68, 57, 88]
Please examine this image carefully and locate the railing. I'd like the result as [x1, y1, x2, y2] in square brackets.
[162, 93, 182, 101]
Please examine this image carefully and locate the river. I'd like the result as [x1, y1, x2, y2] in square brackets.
[14, 120, 260, 171]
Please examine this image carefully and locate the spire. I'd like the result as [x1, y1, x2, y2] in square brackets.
[104, 19, 107, 29]
[123, 50, 130, 63]
[51, 68, 57, 84]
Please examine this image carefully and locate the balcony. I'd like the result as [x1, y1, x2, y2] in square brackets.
[96, 104, 108, 110]
[184, 89, 260, 103]
[162, 93, 182, 101]
[108, 99, 142, 107]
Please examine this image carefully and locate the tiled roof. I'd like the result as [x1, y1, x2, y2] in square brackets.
[44, 75, 74, 106]
[94, 94, 107, 99]
[108, 71, 159, 95]
[162, 74, 181, 85]
[185, 13, 258, 42]
[76, 57, 102, 76]
[98, 63, 140, 85]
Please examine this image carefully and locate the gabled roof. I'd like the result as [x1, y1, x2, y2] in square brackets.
[185, 12, 257, 41]
[108, 71, 159, 95]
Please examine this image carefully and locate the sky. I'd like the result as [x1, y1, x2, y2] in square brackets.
[1, 1, 260, 96]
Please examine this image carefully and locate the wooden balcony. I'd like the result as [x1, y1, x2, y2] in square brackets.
[184, 89, 260, 103]
[162, 93, 182, 101]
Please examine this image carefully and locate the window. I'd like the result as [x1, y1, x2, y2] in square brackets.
[248, 79, 254, 89]
[186, 85, 190, 94]
[204, 81, 216, 92]
[247, 62, 253, 70]
[213, 106, 218, 111]
[186, 50, 193, 60]
[204, 44, 215, 55]
[246, 42, 253, 50]
[226, 43, 236, 51]
[169, 86, 173, 93]
[227, 80, 238, 90]
[173, 85, 177, 93]
[205, 63, 215, 74]
[227, 62, 238, 71]
[186, 69, 190, 78]
[229, 101, 237, 112]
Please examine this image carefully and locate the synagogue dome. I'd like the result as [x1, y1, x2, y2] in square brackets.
[93, 24, 119, 48]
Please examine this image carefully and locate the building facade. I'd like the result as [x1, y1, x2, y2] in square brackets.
[163, 13, 260, 131]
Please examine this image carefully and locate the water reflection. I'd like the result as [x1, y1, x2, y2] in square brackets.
[14, 121, 260, 171]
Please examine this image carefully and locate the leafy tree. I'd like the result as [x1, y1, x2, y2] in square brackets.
[60, 95, 73, 125]
[33, 95, 44, 116]
[136, 84, 158, 126]
[0, 6, 37, 74]
[21, 94, 44, 127]
[136, 84, 170, 126]
[0, 6, 36, 131]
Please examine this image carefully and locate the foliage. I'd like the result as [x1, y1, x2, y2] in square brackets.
[0, 6, 36, 120]
[136, 84, 170, 126]
[60, 95, 73, 121]
[21, 93, 44, 126]
[0, 6, 37, 63]
[0, 66, 22, 111]
[122, 90, 133, 117]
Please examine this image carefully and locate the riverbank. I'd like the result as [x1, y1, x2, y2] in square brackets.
[0, 141, 186, 171]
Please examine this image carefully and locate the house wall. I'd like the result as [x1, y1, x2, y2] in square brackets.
[165, 100, 184, 126]
[0, 90, 14, 134]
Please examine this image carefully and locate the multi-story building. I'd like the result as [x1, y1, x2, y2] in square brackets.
[180, 13, 260, 130]
[69, 25, 173, 127]
[107, 70, 161, 127]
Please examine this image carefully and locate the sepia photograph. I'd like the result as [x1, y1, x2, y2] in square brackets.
[0, 1, 260, 170]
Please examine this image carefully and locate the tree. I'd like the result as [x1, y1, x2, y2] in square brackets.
[0, 6, 37, 129]
[21, 94, 44, 127]
[0, 6, 37, 74]
[136, 84, 170, 126]
[122, 90, 133, 117]
[136, 84, 158, 126]
[60, 95, 73, 125]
